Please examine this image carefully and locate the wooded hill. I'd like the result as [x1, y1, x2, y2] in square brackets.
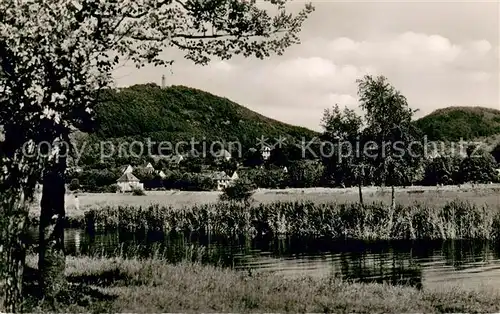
[414, 106, 500, 142]
[93, 84, 318, 150]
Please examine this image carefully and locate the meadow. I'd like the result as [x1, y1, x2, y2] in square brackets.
[31, 184, 500, 218]
[4, 255, 500, 312]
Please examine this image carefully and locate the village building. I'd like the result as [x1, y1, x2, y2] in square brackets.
[120, 164, 134, 174]
[207, 171, 234, 191]
[116, 172, 144, 192]
[144, 162, 155, 173]
[168, 154, 184, 166]
[261, 145, 271, 160]
[157, 170, 167, 179]
[230, 171, 239, 181]
[215, 149, 232, 161]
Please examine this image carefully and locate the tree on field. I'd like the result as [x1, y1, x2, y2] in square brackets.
[421, 155, 461, 186]
[0, 0, 314, 310]
[356, 75, 423, 210]
[320, 104, 366, 204]
[220, 178, 256, 205]
[458, 145, 498, 184]
[287, 160, 323, 188]
[490, 142, 500, 164]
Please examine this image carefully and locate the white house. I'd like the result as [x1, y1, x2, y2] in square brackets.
[157, 170, 167, 179]
[208, 171, 232, 191]
[230, 171, 239, 181]
[168, 154, 184, 165]
[261, 146, 271, 160]
[117, 173, 143, 192]
[215, 149, 232, 161]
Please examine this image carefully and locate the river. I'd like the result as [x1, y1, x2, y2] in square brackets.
[29, 228, 500, 291]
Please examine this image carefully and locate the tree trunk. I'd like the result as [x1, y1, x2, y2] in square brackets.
[38, 149, 67, 305]
[358, 180, 363, 206]
[2, 206, 28, 313]
[390, 185, 395, 210]
[0, 127, 35, 312]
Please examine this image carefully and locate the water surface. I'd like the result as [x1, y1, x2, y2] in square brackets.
[31, 228, 500, 291]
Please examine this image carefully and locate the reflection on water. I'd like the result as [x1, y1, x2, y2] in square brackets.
[29, 228, 500, 290]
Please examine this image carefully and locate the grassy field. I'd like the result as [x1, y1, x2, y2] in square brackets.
[29, 184, 500, 217]
[5, 255, 500, 312]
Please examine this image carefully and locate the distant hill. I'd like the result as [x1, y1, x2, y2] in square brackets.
[92, 84, 318, 152]
[414, 106, 500, 142]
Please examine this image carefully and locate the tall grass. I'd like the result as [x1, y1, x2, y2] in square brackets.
[79, 200, 500, 240]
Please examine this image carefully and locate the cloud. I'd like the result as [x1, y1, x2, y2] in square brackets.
[469, 39, 492, 55]
[211, 61, 233, 72]
[327, 32, 467, 70]
[270, 57, 370, 95]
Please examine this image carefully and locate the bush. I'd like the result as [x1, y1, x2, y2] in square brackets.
[104, 184, 119, 193]
[241, 168, 286, 189]
[220, 178, 256, 203]
[132, 188, 146, 196]
[68, 178, 80, 191]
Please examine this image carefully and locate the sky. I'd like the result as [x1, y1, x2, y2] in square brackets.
[113, 0, 500, 132]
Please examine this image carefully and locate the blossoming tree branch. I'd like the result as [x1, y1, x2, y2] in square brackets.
[0, 0, 314, 311]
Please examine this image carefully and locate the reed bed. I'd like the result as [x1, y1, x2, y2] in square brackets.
[79, 200, 500, 240]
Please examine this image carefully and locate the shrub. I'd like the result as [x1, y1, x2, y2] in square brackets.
[105, 184, 119, 193]
[220, 178, 256, 203]
[132, 188, 146, 196]
[68, 178, 80, 191]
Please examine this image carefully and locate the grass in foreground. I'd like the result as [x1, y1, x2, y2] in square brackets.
[3, 256, 500, 312]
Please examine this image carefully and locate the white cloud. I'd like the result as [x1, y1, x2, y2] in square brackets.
[327, 93, 359, 107]
[469, 40, 492, 55]
[212, 61, 233, 72]
[469, 71, 491, 82]
[274, 57, 336, 79]
[327, 32, 465, 69]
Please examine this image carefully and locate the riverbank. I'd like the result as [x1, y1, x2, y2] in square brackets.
[6, 256, 500, 312]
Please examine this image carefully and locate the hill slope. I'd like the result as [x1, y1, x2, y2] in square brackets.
[414, 106, 500, 142]
[94, 84, 318, 150]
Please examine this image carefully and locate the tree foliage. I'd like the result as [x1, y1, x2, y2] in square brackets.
[320, 104, 363, 188]
[219, 178, 255, 203]
[356, 75, 423, 191]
